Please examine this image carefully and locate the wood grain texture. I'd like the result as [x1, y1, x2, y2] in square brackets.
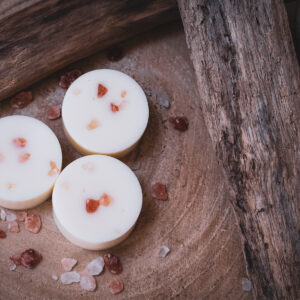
[178, 0, 300, 299]
[0, 23, 251, 300]
[0, 0, 179, 102]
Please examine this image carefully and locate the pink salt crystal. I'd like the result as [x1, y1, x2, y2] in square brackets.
[61, 258, 77, 272]
[85, 257, 104, 276]
[60, 271, 80, 285]
[8, 221, 20, 233]
[80, 271, 96, 291]
[25, 214, 41, 233]
[109, 279, 124, 295]
[6, 212, 17, 222]
[17, 211, 27, 222]
[47, 106, 61, 120]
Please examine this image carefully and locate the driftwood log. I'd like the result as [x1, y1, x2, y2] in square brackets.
[178, 0, 300, 299]
[0, 0, 178, 102]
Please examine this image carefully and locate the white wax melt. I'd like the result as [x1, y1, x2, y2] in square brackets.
[0, 115, 62, 209]
[52, 155, 142, 250]
[62, 69, 149, 157]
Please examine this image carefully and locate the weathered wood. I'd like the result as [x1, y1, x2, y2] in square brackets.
[0, 0, 178, 101]
[178, 0, 300, 299]
[0, 23, 251, 299]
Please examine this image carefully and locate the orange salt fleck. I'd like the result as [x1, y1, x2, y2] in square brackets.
[0, 154, 3, 162]
[19, 153, 31, 163]
[48, 161, 59, 176]
[119, 100, 127, 110]
[61, 181, 70, 190]
[82, 162, 95, 172]
[98, 84, 108, 98]
[99, 193, 113, 207]
[87, 119, 100, 130]
[73, 88, 80, 95]
[8, 183, 15, 190]
[110, 103, 120, 112]
[121, 90, 126, 98]
[86, 198, 100, 213]
[13, 137, 27, 148]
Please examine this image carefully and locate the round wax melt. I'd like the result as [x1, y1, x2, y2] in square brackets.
[62, 69, 149, 157]
[0, 116, 62, 209]
[52, 155, 142, 250]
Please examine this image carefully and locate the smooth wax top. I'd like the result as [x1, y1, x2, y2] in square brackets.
[62, 69, 149, 156]
[0, 115, 62, 209]
[52, 155, 143, 249]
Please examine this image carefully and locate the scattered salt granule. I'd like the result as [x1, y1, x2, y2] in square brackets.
[47, 106, 61, 120]
[241, 278, 252, 291]
[25, 214, 41, 233]
[169, 116, 189, 132]
[104, 254, 122, 275]
[60, 271, 80, 285]
[109, 279, 124, 294]
[9, 264, 17, 271]
[6, 212, 17, 222]
[8, 221, 20, 233]
[151, 183, 168, 201]
[10, 91, 33, 109]
[0, 209, 6, 221]
[61, 258, 77, 272]
[0, 229, 6, 238]
[80, 271, 96, 291]
[17, 211, 27, 222]
[158, 245, 170, 258]
[52, 274, 58, 281]
[20, 249, 42, 269]
[85, 256, 104, 276]
[159, 91, 170, 108]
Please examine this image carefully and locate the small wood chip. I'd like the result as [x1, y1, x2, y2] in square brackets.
[8, 221, 19, 233]
[61, 258, 77, 272]
[25, 214, 41, 233]
[47, 106, 61, 120]
[109, 279, 124, 294]
[151, 183, 168, 200]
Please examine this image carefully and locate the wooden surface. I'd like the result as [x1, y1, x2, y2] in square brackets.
[178, 0, 300, 299]
[0, 23, 252, 300]
[0, 0, 179, 102]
